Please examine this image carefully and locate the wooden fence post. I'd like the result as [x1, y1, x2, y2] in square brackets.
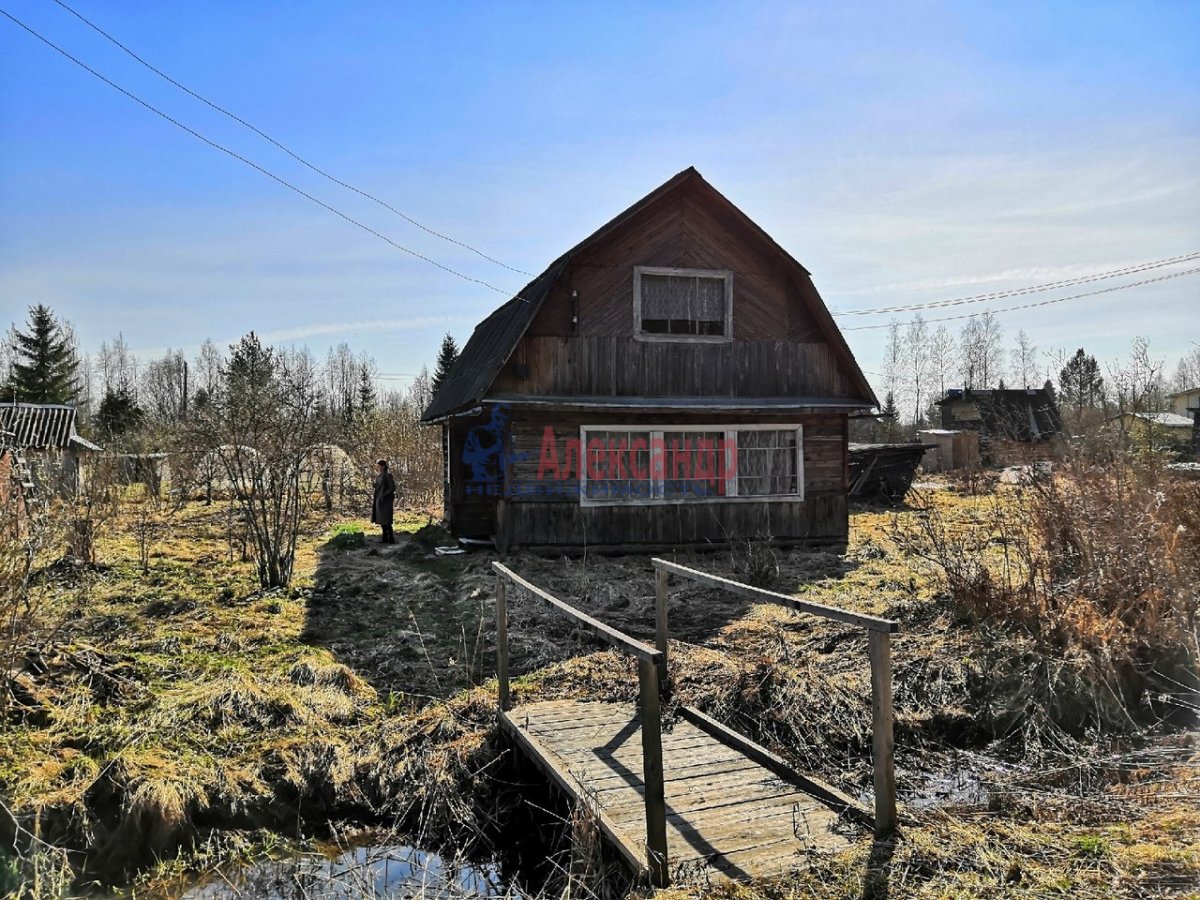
[868, 629, 896, 835]
[655, 566, 669, 692]
[638, 658, 669, 887]
[497, 575, 511, 712]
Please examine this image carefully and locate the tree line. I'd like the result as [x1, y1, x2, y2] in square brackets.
[1, 303, 463, 507]
[872, 310, 1198, 438]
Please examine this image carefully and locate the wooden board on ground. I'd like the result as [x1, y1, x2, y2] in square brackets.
[501, 699, 855, 883]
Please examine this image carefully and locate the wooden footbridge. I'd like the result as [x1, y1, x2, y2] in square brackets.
[493, 559, 899, 887]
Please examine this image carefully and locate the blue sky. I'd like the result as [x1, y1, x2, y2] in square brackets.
[1, 0, 1197, 394]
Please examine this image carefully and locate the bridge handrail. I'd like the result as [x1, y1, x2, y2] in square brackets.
[651, 558, 899, 633]
[651, 557, 898, 837]
[492, 562, 663, 663]
[491, 560, 670, 886]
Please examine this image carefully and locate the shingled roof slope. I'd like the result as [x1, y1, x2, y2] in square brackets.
[421, 167, 876, 422]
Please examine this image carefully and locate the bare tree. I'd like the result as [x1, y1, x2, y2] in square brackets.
[1172, 345, 1200, 391]
[194, 334, 324, 589]
[959, 311, 1003, 389]
[1010, 329, 1038, 389]
[1109, 337, 1166, 417]
[192, 339, 224, 410]
[882, 320, 903, 437]
[96, 333, 139, 399]
[904, 314, 932, 428]
[928, 324, 958, 401]
[141, 348, 189, 422]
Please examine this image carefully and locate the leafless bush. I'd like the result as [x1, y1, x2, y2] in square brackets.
[60, 456, 119, 565]
[191, 335, 326, 588]
[895, 459, 1200, 733]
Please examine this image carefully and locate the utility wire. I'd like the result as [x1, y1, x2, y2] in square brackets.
[1, 8, 530, 302]
[841, 266, 1200, 331]
[9, 7, 1197, 329]
[833, 251, 1200, 317]
[47, 0, 533, 277]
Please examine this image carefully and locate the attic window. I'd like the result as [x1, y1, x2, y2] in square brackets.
[634, 266, 732, 341]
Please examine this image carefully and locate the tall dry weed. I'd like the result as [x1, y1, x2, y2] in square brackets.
[895, 458, 1199, 734]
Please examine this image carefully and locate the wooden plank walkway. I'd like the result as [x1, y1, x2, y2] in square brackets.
[501, 699, 852, 883]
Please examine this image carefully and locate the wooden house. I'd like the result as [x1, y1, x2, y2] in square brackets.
[936, 388, 1064, 464]
[421, 168, 877, 551]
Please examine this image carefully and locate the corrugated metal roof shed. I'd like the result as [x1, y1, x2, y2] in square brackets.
[0, 403, 98, 451]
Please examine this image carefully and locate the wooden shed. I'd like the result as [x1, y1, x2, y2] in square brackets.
[421, 168, 877, 551]
[0, 403, 101, 494]
[936, 388, 1064, 465]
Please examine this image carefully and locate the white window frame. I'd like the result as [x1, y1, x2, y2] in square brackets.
[632, 266, 734, 343]
[578, 423, 804, 506]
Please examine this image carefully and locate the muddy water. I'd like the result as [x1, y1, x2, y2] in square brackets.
[179, 844, 512, 899]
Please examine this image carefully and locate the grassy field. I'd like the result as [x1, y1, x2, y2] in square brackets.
[2, 480, 1197, 898]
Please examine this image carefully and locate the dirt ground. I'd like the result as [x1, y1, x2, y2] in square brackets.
[2, 486, 1198, 897]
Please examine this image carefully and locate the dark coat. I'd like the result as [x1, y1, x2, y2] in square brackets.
[371, 470, 395, 526]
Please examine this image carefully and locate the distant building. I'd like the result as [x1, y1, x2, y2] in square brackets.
[0, 403, 101, 493]
[936, 388, 1064, 464]
[1114, 411, 1195, 451]
[1167, 387, 1200, 418]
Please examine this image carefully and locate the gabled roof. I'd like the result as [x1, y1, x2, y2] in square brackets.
[421, 167, 877, 422]
[937, 388, 1065, 441]
[0, 403, 98, 451]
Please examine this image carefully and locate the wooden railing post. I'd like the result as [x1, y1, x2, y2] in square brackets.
[868, 629, 896, 835]
[496, 574, 511, 712]
[654, 566, 669, 692]
[638, 657, 669, 887]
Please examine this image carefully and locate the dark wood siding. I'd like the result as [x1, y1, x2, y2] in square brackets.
[494, 408, 849, 549]
[501, 181, 849, 399]
[495, 337, 854, 398]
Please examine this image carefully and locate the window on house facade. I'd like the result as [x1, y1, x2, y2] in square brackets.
[579, 425, 803, 505]
[634, 267, 732, 340]
[583, 429, 653, 501]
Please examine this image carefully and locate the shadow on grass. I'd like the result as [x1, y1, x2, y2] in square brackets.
[304, 522, 861, 709]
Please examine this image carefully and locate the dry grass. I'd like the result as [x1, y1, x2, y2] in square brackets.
[0, 483, 1197, 898]
[894, 460, 1200, 736]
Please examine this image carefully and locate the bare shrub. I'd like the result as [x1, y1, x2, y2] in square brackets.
[896, 459, 1200, 733]
[191, 335, 324, 588]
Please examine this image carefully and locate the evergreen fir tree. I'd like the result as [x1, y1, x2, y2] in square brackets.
[1058, 348, 1105, 417]
[881, 391, 899, 441]
[5, 304, 81, 403]
[356, 363, 377, 416]
[431, 332, 459, 394]
[97, 386, 143, 438]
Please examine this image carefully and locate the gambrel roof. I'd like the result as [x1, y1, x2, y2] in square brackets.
[421, 168, 876, 422]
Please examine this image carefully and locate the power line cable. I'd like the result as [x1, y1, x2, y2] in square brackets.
[47, 0, 533, 277]
[1, 8, 530, 303]
[832, 251, 1200, 317]
[842, 266, 1200, 331]
[9, 8, 1197, 330]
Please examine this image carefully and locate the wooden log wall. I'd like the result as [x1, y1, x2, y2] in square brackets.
[491, 182, 855, 400]
[497, 410, 849, 547]
[495, 336, 852, 398]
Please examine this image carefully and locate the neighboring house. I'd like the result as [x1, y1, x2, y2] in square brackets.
[421, 167, 877, 551]
[1114, 411, 1195, 450]
[0, 403, 101, 493]
[936, 388, 1065, 464]
[1167, 387, 1200, 418]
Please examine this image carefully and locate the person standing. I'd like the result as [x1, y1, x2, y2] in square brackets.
[371, 458, 396, 544]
